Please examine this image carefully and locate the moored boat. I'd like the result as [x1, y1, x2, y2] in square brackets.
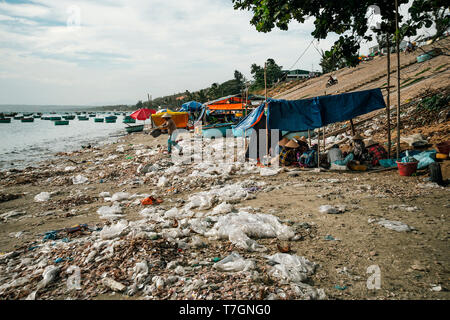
[63, 115, 76, 120]
[21, 117, 34, 123]
[0, 118, 11, 123]
[123, 116, 136, 124]
[201, 122, 234, 138]
[54, 120, 69, 126]
[95, 118, 104, 122]
[125, 124, 144, 133]
[78, 116, 89, 121]
[105, 118, 116, 123]
[50, 116, 62, 121]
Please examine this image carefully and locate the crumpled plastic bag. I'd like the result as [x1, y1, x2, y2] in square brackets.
[100, 220, 129, 239]
[266, 253, 317, 283]
[374, 218, 413, 232]
[97, 203, 123, 219]
[111, 192, 130, 202]
[34, 192, 50, 202]
[411, 150, 436, 170]
[205, 211, 295, 251]
[72, 175, 88, 185]
[214, 252, 255, 272]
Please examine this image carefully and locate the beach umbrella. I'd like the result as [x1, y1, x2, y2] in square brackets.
[130, 108, 155, 120]
[130, 108, 156, 128]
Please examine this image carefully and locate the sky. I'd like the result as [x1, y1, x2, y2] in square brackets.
[0, 0, 436, 106]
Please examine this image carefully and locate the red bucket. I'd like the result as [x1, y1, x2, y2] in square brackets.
[396, 161, 419, 176]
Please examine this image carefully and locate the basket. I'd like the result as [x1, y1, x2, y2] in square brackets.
[436, 141, 450, 155]
[150, 128, 162, 138]
[396, 161, 419, 176]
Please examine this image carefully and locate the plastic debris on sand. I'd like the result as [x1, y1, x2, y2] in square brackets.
[100, 220, 129, 240]
[319, 205, 346, 214]
[369, 218, 414, 232]
[97, 204, 123, 219]
[34, 192, 51, 202]
[214, 252, 255, 272]
[72, 175, 89, 185]
[266, 253, 317, 283]
[206, 211, 295, 252]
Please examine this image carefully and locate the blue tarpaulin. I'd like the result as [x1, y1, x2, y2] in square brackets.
[268, 89, 386, 130]
[233, 104, 265, 131]
[235, 89, 387, 131]
[180, 101, 203, 112]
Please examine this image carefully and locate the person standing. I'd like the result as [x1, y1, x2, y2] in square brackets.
[160, 113, 182, 155]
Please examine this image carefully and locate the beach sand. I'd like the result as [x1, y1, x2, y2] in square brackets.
[0, 130, 449, 300]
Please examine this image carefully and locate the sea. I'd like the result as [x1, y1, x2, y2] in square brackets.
[0, 105, 134, 170]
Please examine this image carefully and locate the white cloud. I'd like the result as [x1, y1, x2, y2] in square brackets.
[0, 0, 434, 105]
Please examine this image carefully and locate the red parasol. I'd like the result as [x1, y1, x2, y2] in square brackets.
[130, 108, 156, 120]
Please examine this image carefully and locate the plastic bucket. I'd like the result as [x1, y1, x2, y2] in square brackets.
[396, 161, 419, 176]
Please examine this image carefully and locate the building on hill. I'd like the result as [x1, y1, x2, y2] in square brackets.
[282, 69, 321, 81]
[369, 40, 408, 55]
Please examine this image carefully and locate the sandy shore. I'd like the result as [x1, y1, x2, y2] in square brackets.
[0, 130, 449, 300]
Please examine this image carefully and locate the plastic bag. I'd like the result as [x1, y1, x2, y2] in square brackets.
[97, 204, 123, 219]
[34, 192, 50, 202]
[214, 252, 255, 272]
[100, 220, 129, 239]
[266, 253, 317, 283]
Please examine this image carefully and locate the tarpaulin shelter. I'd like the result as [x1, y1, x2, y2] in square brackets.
[151, 110, 189, 128]
[234, 88, 387, 163]
[234, 89, 386, 131]
[205, 95, 246, 111]
[180, 101, 203, 113]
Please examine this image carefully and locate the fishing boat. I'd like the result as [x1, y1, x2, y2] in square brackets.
[94, 118, 104, 122]
[0, 118, 11, 123]
[125, 124, 144, 134]
[89, 114, 96, 117]
[14, 115, 24, 120]
[54, 120, 69, 126]
[21, 117, 34, 123]
[33, 114, 41, 119]
[123, 116, 136, 124]
[50, 116, 62, 121]
[78, 116, 89, 121]
[231, 125, 254, 137]
[105, 118, 116, 123]
[105, 115, 117, 120]
[63, 115, 76, 120]
[201, 122, 234, 138]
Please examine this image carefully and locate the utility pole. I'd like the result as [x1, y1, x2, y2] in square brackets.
[395, 0, 401, 159]
[386, 34, 392, 158]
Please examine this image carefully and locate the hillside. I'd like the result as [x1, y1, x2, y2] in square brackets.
[259, 37, 449, 151]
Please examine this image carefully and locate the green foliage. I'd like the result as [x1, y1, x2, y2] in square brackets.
[250, 58, 283, 90]
[135, 100, 143, 109]
[416, 93, 450, 111]
[232, 0, 447, 69]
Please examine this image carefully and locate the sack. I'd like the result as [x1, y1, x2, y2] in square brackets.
[298, 149, 317, 168]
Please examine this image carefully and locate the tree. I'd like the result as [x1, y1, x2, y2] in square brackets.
[135, 100, 143, 109]
[232, 0, 448, 67]
[250, 58, 283, 90]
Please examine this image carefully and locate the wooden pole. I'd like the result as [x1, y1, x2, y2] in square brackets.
[148, 93, 154, 128]
[317, 128, 320, 169]
[395, 0, 401, 159]
[386, 34, 392, 158]
[349, 119, 356, 136]
[264, 62, 269, 164]
[323, 127, 326, 150]
[308, 129, 311, 146]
